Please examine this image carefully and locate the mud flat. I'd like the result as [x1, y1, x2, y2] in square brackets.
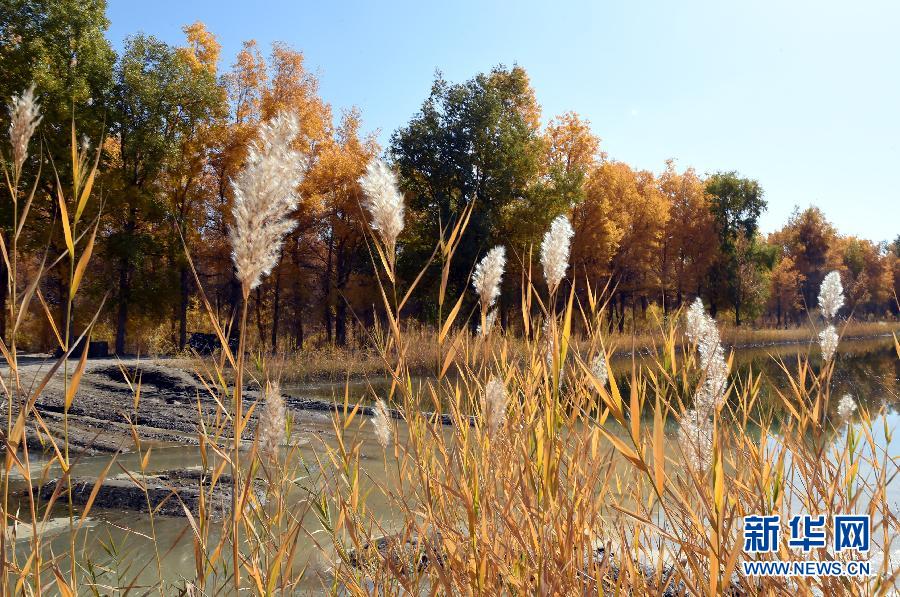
[35, 469, 236, 518]
[2, 356, 339, 456]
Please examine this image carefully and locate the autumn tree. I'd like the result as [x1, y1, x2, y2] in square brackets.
[704, 171, 767, 324]
[656, 160, 718, 313]
[163, 22, 227, 349]
[254, 43, 332, 347]
[573, 161, 668, 331]
[611, 167, 669, 329]
[770, 206, 841, 311]
[304, 110, 378, 346]
[544, 112, 609, 301]
[570, 162, 623, 294]
[200, 40, 267, 327]
[390, 66, 551, 324]
[841, 237, 894, 317]
[0, 0, 114, 341]
[767, 254, 805, 326]
[106, 32, 223, 353]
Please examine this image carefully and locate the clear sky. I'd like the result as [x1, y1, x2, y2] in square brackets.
[106, 0, 899, 242]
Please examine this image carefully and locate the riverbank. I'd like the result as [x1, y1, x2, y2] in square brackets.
[7, 324, 896, 458]
[230, 320, 900, 383]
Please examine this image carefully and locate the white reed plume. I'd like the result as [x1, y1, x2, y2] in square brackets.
[256, 381, 286, 461]
[473, 246, 506, 311]
[230, 113, 306, 292]
[819, 325, 838, 362]
[679, 299, 727, 470]
[359, 159, 405, 260]
[818, 270, 844, 321]
[7, 84, 42, 179]
[685, 298, 707, 344]
[540, 215, 574, 293]
[816, 271, 844, 361]
[836, 394, 857, 420]
[371, 399, 393, 450]
[678, 408, 713, 471]
[482, 377, 508, 436]
[591, 353, 608, 388]
[684, 298, 728, 414]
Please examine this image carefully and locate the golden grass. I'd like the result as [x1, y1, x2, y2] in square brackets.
[2, 117, 898, 596]
[195, 319, 900, 385]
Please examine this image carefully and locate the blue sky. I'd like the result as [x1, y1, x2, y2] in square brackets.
[106, 0, 899, 242]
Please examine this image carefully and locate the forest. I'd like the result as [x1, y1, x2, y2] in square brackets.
[2, 0, 898, 356]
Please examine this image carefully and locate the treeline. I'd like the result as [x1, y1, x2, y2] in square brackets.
[1, 0, 897, 353]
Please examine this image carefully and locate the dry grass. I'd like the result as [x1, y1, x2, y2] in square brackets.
[305, 215, 900, 595]
[2, 112, 898, 596]
[193, 319, 900, 385]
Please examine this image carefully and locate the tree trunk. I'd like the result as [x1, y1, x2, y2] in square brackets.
[178, 265, 190, 351]
[322, 233, 334, 344]
[115, 255, 131, 355]
[294, 312, 304, 350]
[255, 286, 265, 348]
[617, 295, 625, 334]
[271, 264, 282, 353]
[335, 299, 347, 346]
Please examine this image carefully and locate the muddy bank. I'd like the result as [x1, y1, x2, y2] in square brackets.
[36, 468, 236, 518]
[4, 356, 341, 457]
[3, 355, 462, 459]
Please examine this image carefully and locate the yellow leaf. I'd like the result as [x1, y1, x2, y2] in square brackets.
[75, 147, 101, 223]
[70, 220, 97, 299]
[653, 397, 666, 493]
[714, 447, 725, 516]
[65, 337, 90, 410]
[53, 567, 75, 597]
[439, 291, 465, 344]
[58, 189, 74, 257]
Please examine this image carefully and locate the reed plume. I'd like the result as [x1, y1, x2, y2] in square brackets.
[678, 408, 714, 470]
[477, 309, 497, 337]
[679, 298, 728, 469]
[540, 215, 574, 293]
[684, 298, 728, 413]
[591, 353, 608, 387]
[473, 246, 505, 335]
[482, 377, 508, 436]
[256, 381, 286, 462]
[816, 270, 844, 362]
[818, 270, 844, 321]
[371, 399, 393, 450]
[473, 246, 506, 312]
[229, 113, 306, 294]
[7, 84, 41, 180]
[836, 393, 856, 420]
[359, 159, 405, 268]
[819, 325, 839, 362]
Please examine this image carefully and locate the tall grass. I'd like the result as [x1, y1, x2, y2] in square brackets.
[1, 89, 897, 596]
[308, 205, 900, 595]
